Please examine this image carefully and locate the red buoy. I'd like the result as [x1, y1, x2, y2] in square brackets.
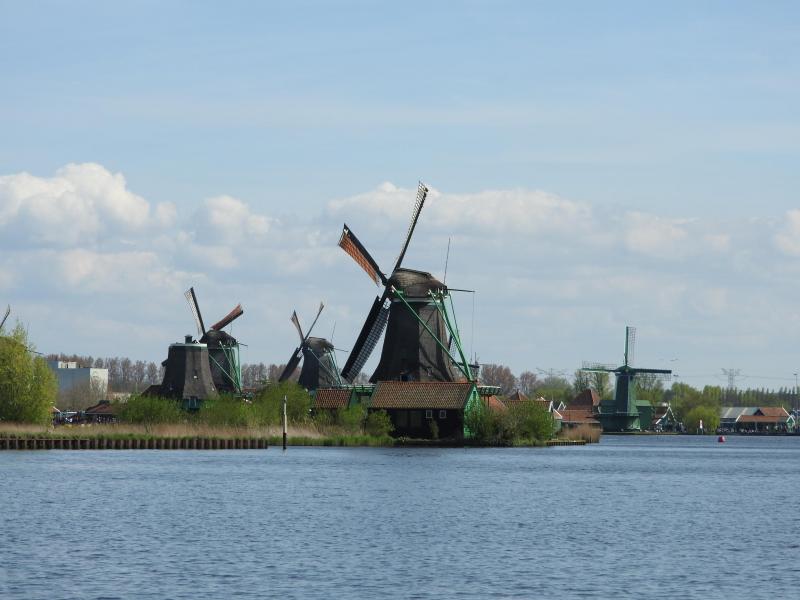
[718, 435, 726, 443]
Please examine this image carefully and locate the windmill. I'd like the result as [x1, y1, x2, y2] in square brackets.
[277, 302, 342, 390]
[338, 182, 472, 384]
[155, 334, 218, 405]
[183, 287, 244, 394]
[582, 326, 671, 431]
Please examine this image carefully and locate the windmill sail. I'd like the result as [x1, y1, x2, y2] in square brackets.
[393, 182, 428, 272]
[625, 326, 636, 367]
[0, 305, 9, 331]
[278, 350, 303, 382]
[340, 295, 390, 381]
[338, 226, 385, 286]
[210, 304, 243, 331]
[305, 302, 325, 340]
[290, 311, 304, 341]
[184, 287, 206, 338]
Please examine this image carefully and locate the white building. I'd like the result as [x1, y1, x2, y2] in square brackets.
[47, 361, 109, 398]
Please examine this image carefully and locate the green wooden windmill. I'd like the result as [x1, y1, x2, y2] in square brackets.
[582, 326, 671, 432]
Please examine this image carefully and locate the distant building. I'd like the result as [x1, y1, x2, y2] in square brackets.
[84, 400, 117, 423]
[47, 361, 109, 400]
[561, 389, 602, 431]
[719, 406, 795, 433]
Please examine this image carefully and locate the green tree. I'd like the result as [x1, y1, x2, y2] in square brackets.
[0, 324, 56, 425]
[684, 406, 720, 434]
[250, 381, 312, 425]
[636, 374, 665, 406]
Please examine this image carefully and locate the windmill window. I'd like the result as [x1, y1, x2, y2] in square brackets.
[439, 410, 447, 419]
[425, 410, 433, 420]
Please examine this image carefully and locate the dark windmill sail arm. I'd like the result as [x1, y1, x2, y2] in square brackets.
[210, 304, 243, 331]
[184, 287, 206, 337]
[278, 349, 303, 382]
[290, 311, 305, 342]
[303, 302, 325, 342]
[341, 293, 390, 381]
[0, 305, 9, 330]
[393, 181, 428, 272]
[631, 368, 672, 375]
[338, 225, 387, 286]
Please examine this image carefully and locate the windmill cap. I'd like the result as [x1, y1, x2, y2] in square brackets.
[305, 337, 334, 352]
[389, 268, 446, 297]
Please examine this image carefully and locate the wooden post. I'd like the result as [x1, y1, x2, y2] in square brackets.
[283, 394, 288, 451]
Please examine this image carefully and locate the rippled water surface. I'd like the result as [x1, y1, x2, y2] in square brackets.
[2, 436, 799, 599]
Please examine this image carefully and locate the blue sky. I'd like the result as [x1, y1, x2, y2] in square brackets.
[2, 1, 800, 389]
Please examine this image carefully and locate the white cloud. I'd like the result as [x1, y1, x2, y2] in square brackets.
[195, 195, 271, 243]
[623, 212, 690, 258]
[328, 182, 592, 235]
[774, 209, 800, 255]
[0, 163, 174, 247]
[55, 249, 191, 294]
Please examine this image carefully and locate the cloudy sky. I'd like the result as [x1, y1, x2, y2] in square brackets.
[2, 1, 800, 389]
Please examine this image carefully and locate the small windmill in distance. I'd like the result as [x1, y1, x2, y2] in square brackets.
[582, 326, 672, 432]
[278, 302, 342, 390]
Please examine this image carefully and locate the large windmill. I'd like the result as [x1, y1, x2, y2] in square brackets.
[338, 182, 472, 384]
[184, 287, 244, 394]
[582, 326, 671, 431]
[277, 303, 342, 390]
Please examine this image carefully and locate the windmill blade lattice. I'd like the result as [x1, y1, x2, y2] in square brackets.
[393, 182, 428, 272]
[625, 326, 636, 367]
[340, 295, 390, 381]
[184, 287, 206, 338]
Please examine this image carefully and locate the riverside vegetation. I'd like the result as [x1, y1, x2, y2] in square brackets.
[1, 377, 557, 446]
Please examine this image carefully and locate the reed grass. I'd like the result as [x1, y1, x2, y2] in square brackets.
[0, 422, 323, 440]
[558, 424, 601, 443]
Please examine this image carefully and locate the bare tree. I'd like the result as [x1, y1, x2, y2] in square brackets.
[480, 364, 517, 396]
[518, 371, 539, 396]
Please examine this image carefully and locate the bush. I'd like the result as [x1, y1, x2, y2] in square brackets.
[0, 324, 57, 425]
[504, 401, 554, 442]
[465, 399, 554, 445]
[464, 400, 506, 444]
[197, 395, 257, 427]
[428, 418, 439, 440]
[335, 405, 366, 433]
[117, 395, 184, 425]
[365, 410, 394, 437]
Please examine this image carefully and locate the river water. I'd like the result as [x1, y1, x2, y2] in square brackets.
[1, 435, 798, 599]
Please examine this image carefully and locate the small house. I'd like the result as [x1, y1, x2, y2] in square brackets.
[84, 400, 116, 424]
[368, 381, 477, 439]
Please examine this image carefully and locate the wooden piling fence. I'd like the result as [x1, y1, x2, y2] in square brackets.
[0, 436, 268, 450]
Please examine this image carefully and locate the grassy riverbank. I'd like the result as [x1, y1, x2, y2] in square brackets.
[0, 423, 590, 448]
